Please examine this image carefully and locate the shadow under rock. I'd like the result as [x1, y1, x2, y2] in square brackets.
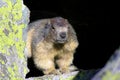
[25, 58, 44, 78]
[73, 69, 100, 80]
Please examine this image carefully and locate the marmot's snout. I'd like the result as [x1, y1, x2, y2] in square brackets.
[56, 32, 67, 43]
[60, 32, 66, 39]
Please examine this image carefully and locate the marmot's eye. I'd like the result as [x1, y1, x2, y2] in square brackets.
[52, 27, 55, 30]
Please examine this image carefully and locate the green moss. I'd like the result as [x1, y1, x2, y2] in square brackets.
[7, 66, 15, 77]
[0, 0, 25, 57]
[0, 0, 27, 79]
[0, 59, 5, 64]
[7, 63, 23, 80]
[48, 78, 52, 80]
[23, 67, 28, 75]
[65, 76, 75, 80]
[59, 75, 75, 80]
[13, 63, 19, 71]
[102, 71, 120, 80]
[1, 73, 5, 77]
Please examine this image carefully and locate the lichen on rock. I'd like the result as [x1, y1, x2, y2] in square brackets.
[0, 0, 30, 79]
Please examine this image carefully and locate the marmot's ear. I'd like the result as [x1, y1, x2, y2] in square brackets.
[65, 19, 68, 22]
[65, 19, 70, 28]
[48, 20, 51, 25]
[44, 20, 51, 29]
[50, 18, 55, 25]
[65, 19, 70, 25]
[43, 20, 52, 37]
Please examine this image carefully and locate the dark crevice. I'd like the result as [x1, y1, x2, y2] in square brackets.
[25, 58, 44, 78]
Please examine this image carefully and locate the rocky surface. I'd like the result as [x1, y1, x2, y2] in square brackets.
[0, 0, 30, 79]
[26, 69, 98, 80]
[92, 47, 120, 80]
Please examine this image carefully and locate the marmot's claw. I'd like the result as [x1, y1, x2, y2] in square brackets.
[52, 70, 61, 75]
[59, 68, 70, 74]
[44, 69, 61, 75]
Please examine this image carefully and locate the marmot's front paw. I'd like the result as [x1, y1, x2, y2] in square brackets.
[59, 68, 70, 74]
[52, 69, 61, 75]
[43, 69, 61, 75]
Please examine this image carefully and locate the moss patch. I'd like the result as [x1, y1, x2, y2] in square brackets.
[0, 0, 27, 79]
[102, 71, 120, 80]
[0, 0, 25, 57]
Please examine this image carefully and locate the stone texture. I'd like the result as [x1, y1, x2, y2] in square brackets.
[0, 0, 30, 79]
[26, 69, 98, 80]
[26, 71, 79, 80]
[92, 47, 120, 80]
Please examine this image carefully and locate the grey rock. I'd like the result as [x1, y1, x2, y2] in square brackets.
[0, 0, 30, 79]
[0, 0, 7, 7]
[92, 47, 120, 80]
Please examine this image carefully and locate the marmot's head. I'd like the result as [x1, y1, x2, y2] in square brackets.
[50, 17, 69, 44]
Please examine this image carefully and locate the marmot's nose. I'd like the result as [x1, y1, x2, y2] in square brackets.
[60, 32, 66, 39]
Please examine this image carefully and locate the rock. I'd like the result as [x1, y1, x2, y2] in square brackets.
[92, 47, 120, 80]
[26, 71, 79, 80]
[0, 0, 30, 79]
[26, 68, 98, 80]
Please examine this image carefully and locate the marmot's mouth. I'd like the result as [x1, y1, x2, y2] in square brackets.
[55, 39, 67, 43]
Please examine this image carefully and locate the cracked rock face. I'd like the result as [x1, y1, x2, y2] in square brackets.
[0, 0, 30, 79]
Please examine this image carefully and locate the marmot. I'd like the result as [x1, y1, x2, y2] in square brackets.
[26, 17, 79, 75]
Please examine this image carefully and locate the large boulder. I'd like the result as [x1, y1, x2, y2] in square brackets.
[0, 0, 30, 79]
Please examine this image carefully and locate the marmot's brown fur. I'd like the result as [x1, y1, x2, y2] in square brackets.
[26, 17, 79, 75]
